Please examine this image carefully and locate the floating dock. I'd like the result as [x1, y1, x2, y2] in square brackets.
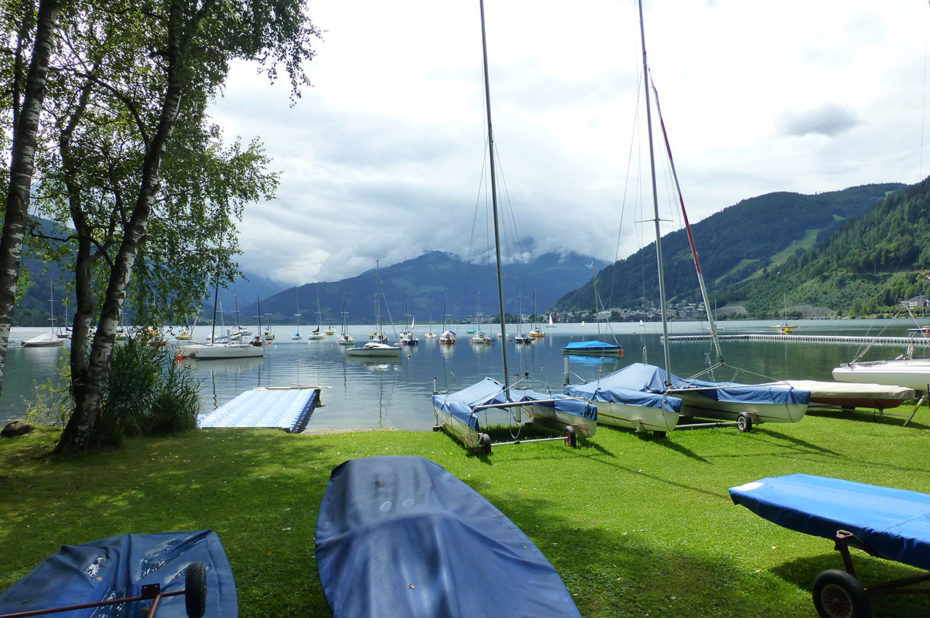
[198, 386, 322, 432]
[667, 333, 930, 347]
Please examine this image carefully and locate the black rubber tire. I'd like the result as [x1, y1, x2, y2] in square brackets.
[479, 433, 492, 455]
[185, 561, 207, 618]
[812, 569, 869, 618]
[653, 430, 667, 438]
[564, 426, 577, 448]
[737, 412, 753, 433]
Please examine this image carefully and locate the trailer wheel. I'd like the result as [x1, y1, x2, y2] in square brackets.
[185, 562, 207, 618]
[564, 426, 577, 448]
[812, 569, 868, 618]
[479, 433, 492, 455]
[737, 413, 753, 433]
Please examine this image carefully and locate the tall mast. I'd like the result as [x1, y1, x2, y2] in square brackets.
[479, 0, 510, 391]
[638, 0, 672, 381]
[651, 78, 724, 365]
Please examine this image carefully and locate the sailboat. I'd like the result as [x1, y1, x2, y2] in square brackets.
[346, 262, 401, 357]
[528, 290, 545, 338]
[564, 0, 809, 436]
[398, 296, 419, 345]
[291, 285, 303, 340]
[424, 295, 437, 339]
[22, 283, 66, 347]
[337, 293, 354, 345]
[469, 291, 492, 345]
[307, 289, 326, 341]
[176, 283, 263, 359]
[432, 0, 597, 454]
[562, 267, 622, 356]
[438, 293, 456, 344]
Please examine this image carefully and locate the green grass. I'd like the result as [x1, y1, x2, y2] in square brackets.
[3, 406, 930, 616]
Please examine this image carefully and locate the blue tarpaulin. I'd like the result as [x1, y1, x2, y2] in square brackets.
[0, 530, 237, 617]
[564, 365, 683, 413]
[579, 362, 809, 407]
[561, 340, 621, 353]
[730, 474, 930, 571]
[315, 456, 581, 617]
[513, 388, 598, 421]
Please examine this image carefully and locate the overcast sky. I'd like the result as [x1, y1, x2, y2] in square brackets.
[209, 0, 930, 286]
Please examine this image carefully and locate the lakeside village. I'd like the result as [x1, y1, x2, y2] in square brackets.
[546, 294, 930, 325]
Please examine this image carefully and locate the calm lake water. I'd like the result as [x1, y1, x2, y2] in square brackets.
[3, 319, 927, 431]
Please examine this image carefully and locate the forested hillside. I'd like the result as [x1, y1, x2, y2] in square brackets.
[553, 183, 904, 314]
[727, 177, 930, 315]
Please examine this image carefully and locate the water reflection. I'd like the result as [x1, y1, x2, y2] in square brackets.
[3, 320, 929, 431]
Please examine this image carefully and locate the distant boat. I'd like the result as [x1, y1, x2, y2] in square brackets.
[346, 262, 401, 357]
[337, 294, 354, 345]
[22, 284, 65, 348]
[177, 277, 265, 359]
[562, 340, 622, 356]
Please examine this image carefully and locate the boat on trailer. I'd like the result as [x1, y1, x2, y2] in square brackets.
[315, 456, 580, 617]
[430, 0, 595, 455]
[731, 474, 930, 618]
[832, 357, 930, 394]
[433, 377, 596, 454]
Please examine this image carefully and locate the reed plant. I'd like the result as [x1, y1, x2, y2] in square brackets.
[1, 404, 929, 616]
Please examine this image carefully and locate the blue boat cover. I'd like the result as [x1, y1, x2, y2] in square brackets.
[562, 340, 621, 352]
[0, 530, 237, 617]
[432, 377, 595, 429]
[730, 474, 930, 571]
[586, 362, 810, 406]
[315, 456, 580, 617]
[512, 388, 598, 421]
[563, 365, 683, 413]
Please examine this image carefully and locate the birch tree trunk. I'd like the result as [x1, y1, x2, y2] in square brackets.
[0, 0, 59, 398]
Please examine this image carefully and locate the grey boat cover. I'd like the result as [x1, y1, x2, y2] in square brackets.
[315, 456, 580, 617]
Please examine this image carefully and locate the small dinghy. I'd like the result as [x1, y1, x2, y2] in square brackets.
[0, 529, 236, 617]
[315, 456, 580, 617]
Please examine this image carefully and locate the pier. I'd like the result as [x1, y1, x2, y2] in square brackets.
[666, 333, 930, 347]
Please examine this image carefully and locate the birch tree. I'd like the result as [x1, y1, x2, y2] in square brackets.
[0, 0, 60, 398]
[42, 0, 318, 455]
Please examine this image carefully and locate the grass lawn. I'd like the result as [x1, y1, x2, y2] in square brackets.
[2, 406, 930, 616]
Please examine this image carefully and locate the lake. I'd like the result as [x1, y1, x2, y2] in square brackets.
[2, 319, 926, 431]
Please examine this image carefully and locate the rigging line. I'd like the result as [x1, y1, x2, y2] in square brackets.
[610, 69, 645, 312]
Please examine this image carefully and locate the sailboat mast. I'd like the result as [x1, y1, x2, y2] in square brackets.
[638, 0, 672, 381]
[478, 0, 510, 391]
[651, 79, 724, 365]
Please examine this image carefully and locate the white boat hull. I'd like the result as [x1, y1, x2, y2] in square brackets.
[345, 343, 402, 357]
[21, 332, 66, 348]
[832, 359, 930, 394]
[593, 401, 679, 433]
[773, 379, 914, 411]
[177, 343, 264, 359]
[675, 391, 807, 424]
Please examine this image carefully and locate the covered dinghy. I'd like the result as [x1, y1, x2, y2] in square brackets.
[315, 456, 580, 618]
[432, 377, 595, 452]
[730, 474, 930, 571]
[0, 529, 237, 617]
[564, 364, 681, 434]
[578, 362, 810, 429]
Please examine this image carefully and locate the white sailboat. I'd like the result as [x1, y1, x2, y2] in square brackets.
[291, 285, 303, 340]
[176, 282, 264, 359]
[307, 290, 326, 341]
[22, 283, 66, 348]
[347, 263, 401, 358]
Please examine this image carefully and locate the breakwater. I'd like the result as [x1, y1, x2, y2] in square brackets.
[667, 333, 930, 347]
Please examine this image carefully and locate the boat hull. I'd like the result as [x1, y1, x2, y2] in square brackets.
[593, 400, 679, 433]
[675, 391, 807, 424]
[832, 359, 930, 394]
[177, 343, 264, 359]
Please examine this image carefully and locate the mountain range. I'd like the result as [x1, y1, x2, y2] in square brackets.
[14, 178, 929, 326]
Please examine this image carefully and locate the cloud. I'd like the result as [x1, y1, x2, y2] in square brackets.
[776, 103, 860, 138]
